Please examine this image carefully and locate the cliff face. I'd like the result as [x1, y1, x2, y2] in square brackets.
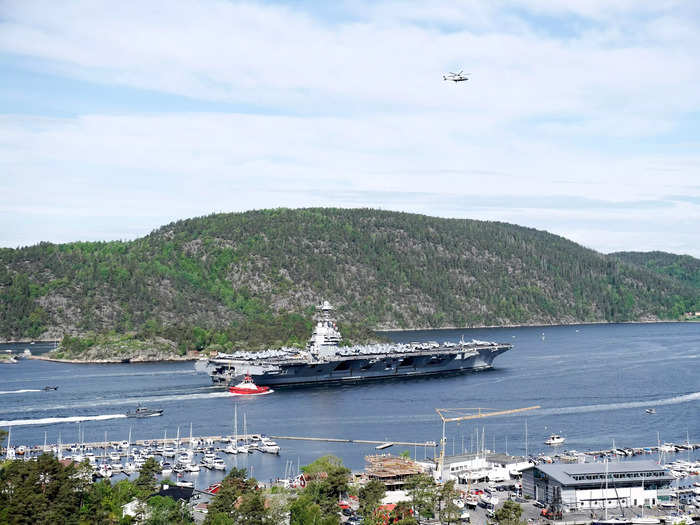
[43, 335, 188, 362]
[1, 208, 697, 351]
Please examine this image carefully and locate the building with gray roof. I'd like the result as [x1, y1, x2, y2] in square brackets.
[521, 460, 674, 513]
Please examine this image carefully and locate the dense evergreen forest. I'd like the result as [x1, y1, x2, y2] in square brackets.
[1, 208, 697, 353]
[612, 251, 700, 290]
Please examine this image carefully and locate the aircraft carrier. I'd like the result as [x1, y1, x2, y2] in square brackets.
[207, 301, 512, 387]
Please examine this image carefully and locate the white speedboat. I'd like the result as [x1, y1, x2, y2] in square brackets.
[545, 434, 566, 445]
[212, 458, 226, 470]
[262, 442, 280, 454]
[177, 452, 193, 465]
[97, 463, 112, 478]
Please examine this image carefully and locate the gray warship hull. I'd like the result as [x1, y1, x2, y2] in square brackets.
[209, 344, 511, 387]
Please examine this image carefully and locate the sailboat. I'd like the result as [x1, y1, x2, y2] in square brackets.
[237, 408, 250, 453]
[224, 411, 239, 454]
[591, 460, 631, 525]
[5, 427, 15, 460]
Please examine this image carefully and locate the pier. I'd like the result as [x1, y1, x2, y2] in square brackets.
[268, 435, 437, 448]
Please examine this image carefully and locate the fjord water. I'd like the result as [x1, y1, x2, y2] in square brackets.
[1, 322, 699, 484]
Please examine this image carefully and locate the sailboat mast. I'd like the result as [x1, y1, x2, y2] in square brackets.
[604, 459, 608, 520]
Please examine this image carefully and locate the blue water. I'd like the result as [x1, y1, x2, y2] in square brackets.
[1, 322, 699, 485]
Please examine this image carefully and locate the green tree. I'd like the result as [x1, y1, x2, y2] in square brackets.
[406, 474, 438, 520]
[0, 454, 83, 524]
[289, 492, 337, 525]
[232, 491, 280, 524]
[206, 513, 235, 525]
[495, 500, 526, 525]
[204, 467, 269, 525]
[134, 457, 162, 494]
[144, 495, 193, 525]
[359, 479, 386, 519]
[439, 480, 461, 524]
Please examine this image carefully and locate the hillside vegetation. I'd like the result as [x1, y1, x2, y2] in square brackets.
[1, 208, 697, 353]
[611, 251, 700, 290]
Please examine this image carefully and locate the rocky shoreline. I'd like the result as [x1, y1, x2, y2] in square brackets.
[28, 354, 197, 364]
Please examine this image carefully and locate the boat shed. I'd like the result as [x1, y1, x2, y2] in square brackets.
[521, 460, 674, 513]
[440, 452, 531, 483]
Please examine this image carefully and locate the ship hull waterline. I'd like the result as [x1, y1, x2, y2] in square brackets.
[211, 346, 510, 388]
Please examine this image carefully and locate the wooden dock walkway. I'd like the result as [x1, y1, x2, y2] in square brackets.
[268, 435, 437, 448]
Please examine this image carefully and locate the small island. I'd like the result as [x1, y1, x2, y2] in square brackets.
[36, 333, 196, 363]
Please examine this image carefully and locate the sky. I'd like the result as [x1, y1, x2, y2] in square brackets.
[1, 0, 699, 256]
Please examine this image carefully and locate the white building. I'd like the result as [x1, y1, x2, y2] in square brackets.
[440, 453, 532, 483]
[521, 460, 674, 513]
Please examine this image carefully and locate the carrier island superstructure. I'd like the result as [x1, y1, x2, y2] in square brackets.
[207, 301, 512, 387]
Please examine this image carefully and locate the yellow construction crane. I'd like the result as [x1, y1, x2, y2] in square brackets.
[435, 405, 540, 479]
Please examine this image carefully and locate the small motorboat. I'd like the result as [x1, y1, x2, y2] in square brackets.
[43, 386, 58, 391]
[645, 408, 656, 414]
[126, 405, 164, 418]
[545, 434, 566, 446]
[229, 375, 273, 396]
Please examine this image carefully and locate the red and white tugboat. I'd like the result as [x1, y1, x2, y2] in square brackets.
[229, 375, 273, 396]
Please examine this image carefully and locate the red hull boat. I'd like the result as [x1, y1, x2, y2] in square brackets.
[229, 375, 273, 396]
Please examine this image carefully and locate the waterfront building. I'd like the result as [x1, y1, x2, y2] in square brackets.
[440, 452, 531, 483]
[364, 454, 428, 490]
[521, 460, 674, 513]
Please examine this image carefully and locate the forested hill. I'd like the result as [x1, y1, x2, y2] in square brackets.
[611, 251, 700, 290]
[1, 208, 697, 351]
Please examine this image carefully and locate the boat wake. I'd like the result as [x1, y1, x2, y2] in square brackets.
[0, 414, 128, 427]
[538, 391, 700, 417]
[0, 389, 41, 394]
[0, 391, 237, 415]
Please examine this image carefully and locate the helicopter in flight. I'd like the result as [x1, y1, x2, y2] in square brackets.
[443, 70, 469, 82]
